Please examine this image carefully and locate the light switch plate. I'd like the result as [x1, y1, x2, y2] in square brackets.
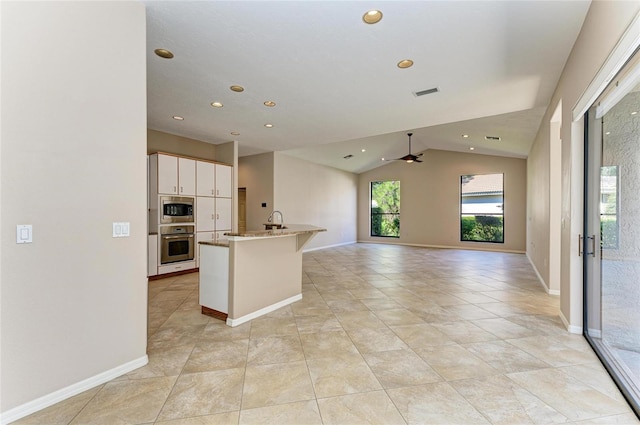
[112, 222, 131, 238]
[17, 224, 32, 244]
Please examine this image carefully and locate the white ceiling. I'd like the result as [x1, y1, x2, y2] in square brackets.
[144, 1, 591, 173]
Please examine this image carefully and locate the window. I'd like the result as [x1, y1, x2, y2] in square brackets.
[460, 173, 504, 243]
[370, 180, 400, 237]
[600, 165, 618, 249]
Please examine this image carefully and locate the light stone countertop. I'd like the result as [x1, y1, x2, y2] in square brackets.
[198, 240, 229, 247]
[198, 225, 325, 246]
[224, 224, 326, 238]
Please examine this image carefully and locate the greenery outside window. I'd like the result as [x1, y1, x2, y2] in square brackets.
[371, 180, 400, 237]
[461, 173, 504, 243]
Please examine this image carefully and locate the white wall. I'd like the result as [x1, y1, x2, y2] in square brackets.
[147, 129, 217, 160]
[273, 153, 358, 250]
[238, 152, 275, 232]
[358, 149, 527, 253]
[1, 1, 148, 419]
[527, 1, 640, 330]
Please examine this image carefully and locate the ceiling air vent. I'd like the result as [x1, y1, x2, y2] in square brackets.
[413, 87, 439, 97]
[343, 154, 354, 159]
[485, 136, 501, 141]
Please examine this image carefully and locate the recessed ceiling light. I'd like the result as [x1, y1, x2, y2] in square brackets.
[264, 101, 276, 107]
[230, 85, 244, 92]
[381, 158, 385, 161]
[397, 59, 414, 69]
[154, 48, 174, 59]
[362, 10, 383, 24]
[632, 111, 638, 115]
[462, 134, 469, 138]
[264, 123, 273, 128]
[172, 116, 184, 121]
[210, 102, 223, 108]
[469, 147, 475, 151]
[605, 131, 611, 135]
[361, 149, 366, 152]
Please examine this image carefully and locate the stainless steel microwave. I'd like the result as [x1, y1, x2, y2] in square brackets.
[160, 196, 194, 224]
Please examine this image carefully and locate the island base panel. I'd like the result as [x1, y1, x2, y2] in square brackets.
[201, 306, 228, 321]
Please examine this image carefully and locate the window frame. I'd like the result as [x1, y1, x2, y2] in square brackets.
[459, 173, 505, 244]
[370, 180, 400, 238]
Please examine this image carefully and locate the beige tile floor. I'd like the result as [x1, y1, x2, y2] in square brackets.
[14, 244, 639, 424]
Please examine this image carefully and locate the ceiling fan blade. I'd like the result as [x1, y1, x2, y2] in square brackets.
[414, 158, 423, 162]
[418, 152, 424, 156]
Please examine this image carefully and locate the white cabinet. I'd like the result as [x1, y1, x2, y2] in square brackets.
[196, 161, 215, 197]
[196, 197, 215, 232]
[215, 164, 232, 198]
[151, 154, 196, 196]
[216, 197, 232, 231]
[197, 197, 231, 232]
[199, 244, 229, 314]
[196, 161, 232, 233]
[156, 154, 178, 195]
[158, 260, 196, 275]
[216, 231, 229, 243]
[196, 231, 215, 267]
[148, 152, 233, 276]
[178, 158, 196, 196]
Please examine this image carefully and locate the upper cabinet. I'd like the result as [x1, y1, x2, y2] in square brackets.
[195, 161, 232, 198]
[156, 154, 178, 195]
[178, 158, 196, 196]
[196, 161, 215, 197]
[151, 153, 195, 196]
[215, 164, 232, 198]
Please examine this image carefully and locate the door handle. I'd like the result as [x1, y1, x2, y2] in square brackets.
[578, 234, 582, 256]
[588, 235, 596, 257]
[579, 234, 596, 257]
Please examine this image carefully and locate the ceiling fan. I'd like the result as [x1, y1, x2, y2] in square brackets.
[391, 132, 423, 163]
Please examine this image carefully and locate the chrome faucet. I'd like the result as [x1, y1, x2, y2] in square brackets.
[268, 210, 284, 225]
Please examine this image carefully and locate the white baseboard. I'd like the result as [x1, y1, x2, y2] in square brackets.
[559, 310, 583, 334]
[524, 253, 561, 296]
[303, 240, 356, 253]
[526, 252, 552, 294]
[1, 355, 149, 425]
[227, 293, 302, 327]
[588, 328, 602, 338]
[356, 240, 525, 254]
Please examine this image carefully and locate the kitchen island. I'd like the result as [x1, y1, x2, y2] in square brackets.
[199, 224, 326, 326]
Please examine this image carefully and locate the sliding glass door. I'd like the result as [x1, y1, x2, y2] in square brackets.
[584, 50, 640, 415]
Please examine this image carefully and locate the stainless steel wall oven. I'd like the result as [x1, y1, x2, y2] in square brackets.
[160, 225, 195, 264]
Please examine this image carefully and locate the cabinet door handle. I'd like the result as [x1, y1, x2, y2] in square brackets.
[212, 214, 215, 220]
[211, 189, 214, 195]
[180, 186, 183, 193]
[217, 214, 220, 219]
[173, 186, 177, 193]
[217, 189, 219, 195]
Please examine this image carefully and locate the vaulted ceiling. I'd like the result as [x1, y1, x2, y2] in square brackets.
[144, 1, 591, 173]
